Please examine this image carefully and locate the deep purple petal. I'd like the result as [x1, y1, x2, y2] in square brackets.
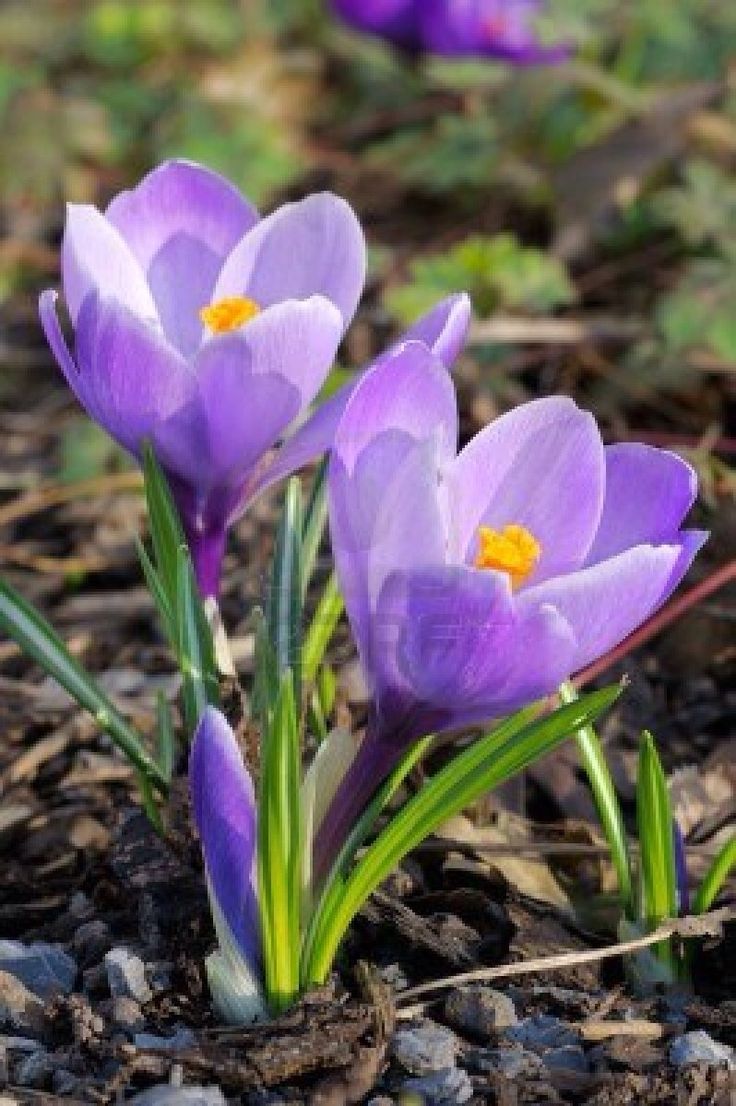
[520, 538, 704, 674]
[158, 297, 342, 495]
[331, 0, 422, 49]
[246, 293, 471, 505]
[106, 160, 259, 358]
[61, 204, 157, 325]
[378, 565, 576, 729]
[189, 708, 260, 970]
[449, 397, 605, 583]
[213, 193, 366, 331]
[587, 444, 698, 565]
[420, 0, 572, 63]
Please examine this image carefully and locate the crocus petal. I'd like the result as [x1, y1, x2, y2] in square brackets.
[331, 0, 422, 49]
[449, 396, 605, 583]
[247, 293, 471, 505]
[332, 340, 457, 476]
[73, 293, 194, 458]
[158, 297, 343, 495]
[521, 538, 703, 674]
[39, 290, 89, 408]
[106, 160, 259, 358]
[587, 444, 698, 564]
[189, 708, 260, 971]
[61, 204, 157, 325]
[381, 566, 576, 729]
[212, 193, 366, 331]
[420, 0, 572, 63]
[401, 292, 472, 369]
[329, 343, 457, 670]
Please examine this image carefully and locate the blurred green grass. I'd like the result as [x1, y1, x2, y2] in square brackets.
[1, 0, 736, 390]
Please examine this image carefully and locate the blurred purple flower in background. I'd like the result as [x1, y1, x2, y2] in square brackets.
[40, 160, 366, 596]
[315, 344, 706, 875]
[331, 0, 572, 64]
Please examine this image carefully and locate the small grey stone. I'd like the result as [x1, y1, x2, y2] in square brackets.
[507, 1014, 579, 1052]
[134, 1026, 197, 1051]
[127, 1087, 226, 1106]
[53, 1069, 82, 1095]
[73, 920, 110, 965]
[669, 1031, 734, 1070]
[0, 1035, 41, 1052]
[379, 963, 409, 991]
[445, 985, 517, 1038]
[401, 1066, 472, 1105]
[366, 1098, 394, 1106]
[110, 996, 145, 1032]
[543, 1045, 590, 1073]
[0, 941, 76, 998]
[392, 1023, 458, 1074]
[468, 1046, 545, 1080]
[104, 948, 152, 1004]
[0, 971, 47, 1036]
[16, 1048, 52, 1088]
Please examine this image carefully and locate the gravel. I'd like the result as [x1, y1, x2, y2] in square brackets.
[669, 1031, 735, 1070]
[104, 947, 152, 1004]
[0, 941, 77, 998]
[392, 1022, 459, 1074]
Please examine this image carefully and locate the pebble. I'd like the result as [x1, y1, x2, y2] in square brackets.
[669, 1031, 734, 1070]
[543, 1045, 590, 1073]
[16, 1048, 52, 1088]
[444, 985, 517, 1038]
[110, 996, 145, 1032]
[128, 1087, 227, 1105]
[401, 1066, 473, 1105]
[468, 1046, 545, 1080]
[0, 941, 77, 998]
[53, 1069, 83, 1095]
[104, 948, 152, 1004]
[392, 1023, 458, 1074]
[72, 919, 111, 966]
[0, 971, 48, 1036]
[134, 1026, 197, 1051]
[506, 1014, 579, 1052]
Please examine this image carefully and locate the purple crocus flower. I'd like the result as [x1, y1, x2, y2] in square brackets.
[39, 159, 366, 597]
[315, 344, 706, 875]
[189, 707, 264, 1020]
[331, 0, 571, 64]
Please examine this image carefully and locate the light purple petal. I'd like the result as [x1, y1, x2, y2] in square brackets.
[401, 292, 472, 368]
[106, 160, 259, 358]
[329, 343, 457, 670]
[212, 193, 366, 330]
[189, 708, 260, 971]
[39, 290, 90, 409]
[61, 204, 157, 325]
[332, 340, 457, 475]
[158, 297, 343, 494]
[520, 538, 703, 674]
[246, 293, 471, 505]
[72, 293, 194, 458]
[587, 444, 698, 564]
[449, 396, 605, 583]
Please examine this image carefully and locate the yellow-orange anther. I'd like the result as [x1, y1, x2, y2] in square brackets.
[200, 296, 261, 334]
[474, 524, 541, 590]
